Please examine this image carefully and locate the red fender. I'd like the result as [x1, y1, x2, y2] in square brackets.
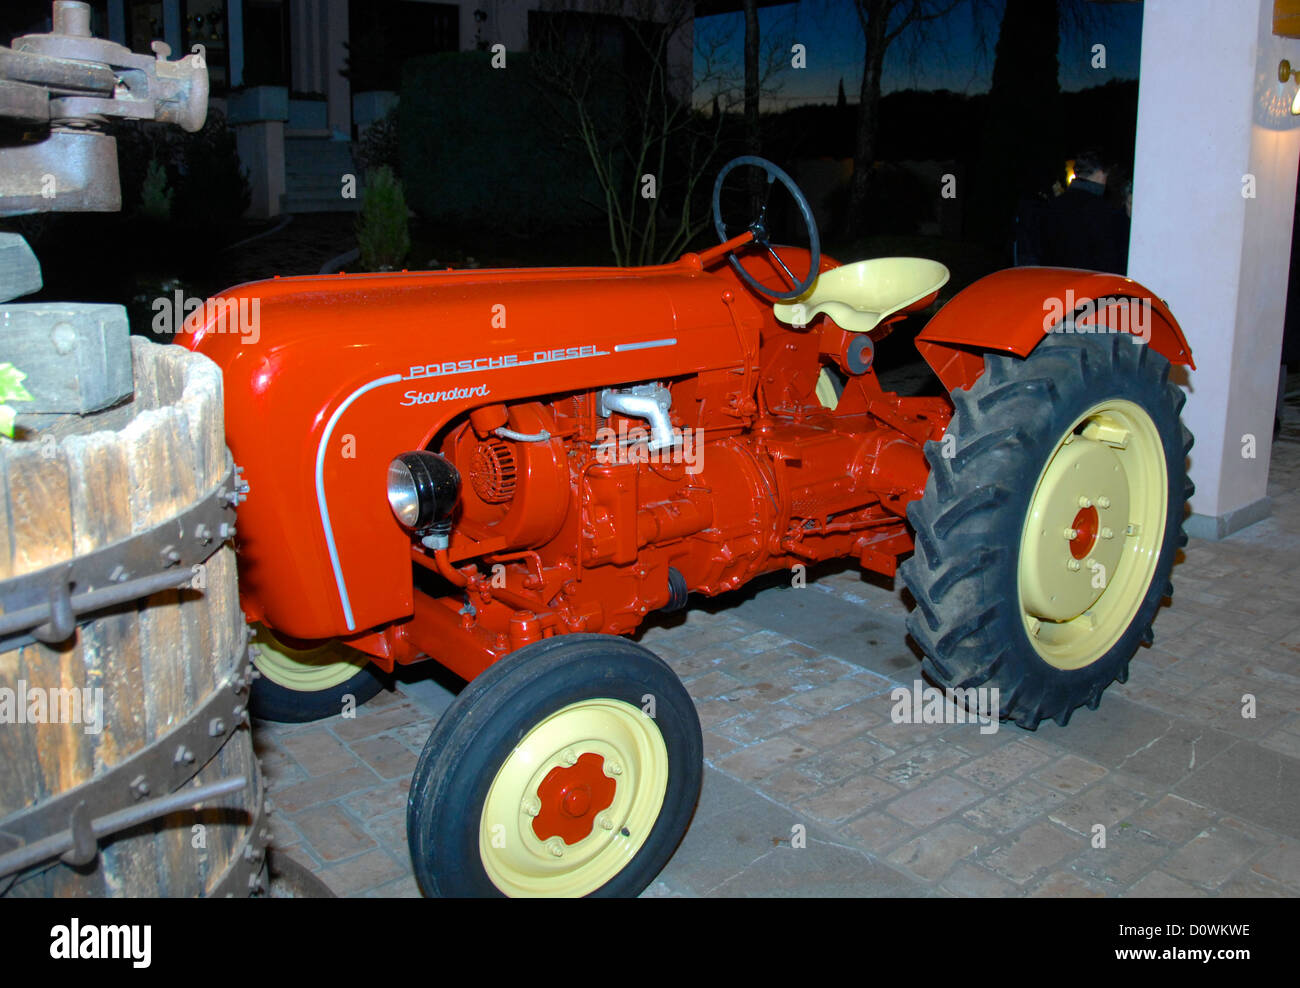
[915, 267, 1195, 393]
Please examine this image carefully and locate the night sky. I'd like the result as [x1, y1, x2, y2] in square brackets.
[694, 0, 1144, 108]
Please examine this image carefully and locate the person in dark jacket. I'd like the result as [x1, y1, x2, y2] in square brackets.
[1031, 149, 1131, 274]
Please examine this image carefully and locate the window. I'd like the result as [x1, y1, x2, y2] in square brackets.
[181, 0, 230, 92]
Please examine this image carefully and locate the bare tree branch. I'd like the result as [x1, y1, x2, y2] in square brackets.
[531, 0, 777, 265]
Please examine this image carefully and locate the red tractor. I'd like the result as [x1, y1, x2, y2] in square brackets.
[181, 157, 1194, 897]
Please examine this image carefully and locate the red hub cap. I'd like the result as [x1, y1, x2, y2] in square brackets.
[532, 752, 617, 845]
[1069, 505, 1100, 560]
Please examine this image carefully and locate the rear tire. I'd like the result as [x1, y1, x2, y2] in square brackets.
[899, 333, 1193, 728]
[407, 634, 702, 897]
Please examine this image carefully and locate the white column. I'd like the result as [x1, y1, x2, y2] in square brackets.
[1128, 0, 1300, 538]
[106, 0, 125, 45]
[162, 0, 182, 57]
[228, 0, 244, 87]
[290, 0, 309, 93]
[326, 0, 351, 135]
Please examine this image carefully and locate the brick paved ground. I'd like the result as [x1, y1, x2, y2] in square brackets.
[253, 388, 1300, 898]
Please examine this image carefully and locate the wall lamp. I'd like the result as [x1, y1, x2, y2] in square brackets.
[1279, 59, 1300, 114]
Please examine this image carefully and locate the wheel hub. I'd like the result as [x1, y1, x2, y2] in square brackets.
[1021, 436, 1130, 622]
[1069, 505, 1099, 560]
[533, 752, 616, 845]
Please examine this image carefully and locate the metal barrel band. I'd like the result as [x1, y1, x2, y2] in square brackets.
[0, 459, 247, 653]
[208, 768, 271, 898]
[0, 775, 250, 879]
[0, 623, 254, 880]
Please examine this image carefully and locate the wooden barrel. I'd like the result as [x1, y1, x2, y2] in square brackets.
[0, 337, 266, 896]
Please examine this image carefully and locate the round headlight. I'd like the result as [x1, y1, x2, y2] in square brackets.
[386, 451, 461, 531]
[386, 459, 421, 527]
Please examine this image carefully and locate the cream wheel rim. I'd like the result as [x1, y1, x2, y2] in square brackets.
[251, 625, 369, 692]
[478, 698, 669, 897]
[1017, 399, 1167, 670]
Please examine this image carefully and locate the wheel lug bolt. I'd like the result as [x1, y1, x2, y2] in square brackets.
[522, 796, 541, 817]
[1097, 496, 1111, 509]
[1101, 527, 1114, 540]
[1067, 559, 1082, 571]
[561, 748, 578, 766]
[596, 812, 614, 831]
[1063, 528, 1078, 540]
[607, 763, 623, 776]
[1078, 496, 1091, 508]
[547, 837, 565, 858]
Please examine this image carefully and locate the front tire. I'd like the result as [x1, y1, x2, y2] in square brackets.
[899, 333, 1193, 728]
[407, 634, 702, 897]
[249, 625, 387, 723]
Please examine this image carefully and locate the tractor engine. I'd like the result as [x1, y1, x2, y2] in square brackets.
[394, 350, 951, 681]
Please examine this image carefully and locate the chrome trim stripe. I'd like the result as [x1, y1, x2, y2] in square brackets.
[614, 338, 677, 352]
[315, 374, 402, 630]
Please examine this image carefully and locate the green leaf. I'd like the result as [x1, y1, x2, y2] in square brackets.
[0, 363, 33, 405]
[0, 405, 15, 439]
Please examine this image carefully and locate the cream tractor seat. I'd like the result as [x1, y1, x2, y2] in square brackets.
[772, 256, 950, 334]
[772, 257, 950, 409]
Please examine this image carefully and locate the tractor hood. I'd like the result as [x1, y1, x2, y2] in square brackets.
[177, 258, 760, 639]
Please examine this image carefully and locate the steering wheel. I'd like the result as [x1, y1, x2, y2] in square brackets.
[712, 155, 821, 301]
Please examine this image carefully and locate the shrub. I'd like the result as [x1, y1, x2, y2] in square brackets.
[139, 159, 173, 221]
[400, 52, 600, 236]
[357, 165, 409, 271]
[356, 107, 400, 179]
[116, 108, 251, 244]
[171, 110, 251, 243]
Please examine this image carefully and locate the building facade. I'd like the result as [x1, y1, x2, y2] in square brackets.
[76, 1, 695, 216]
